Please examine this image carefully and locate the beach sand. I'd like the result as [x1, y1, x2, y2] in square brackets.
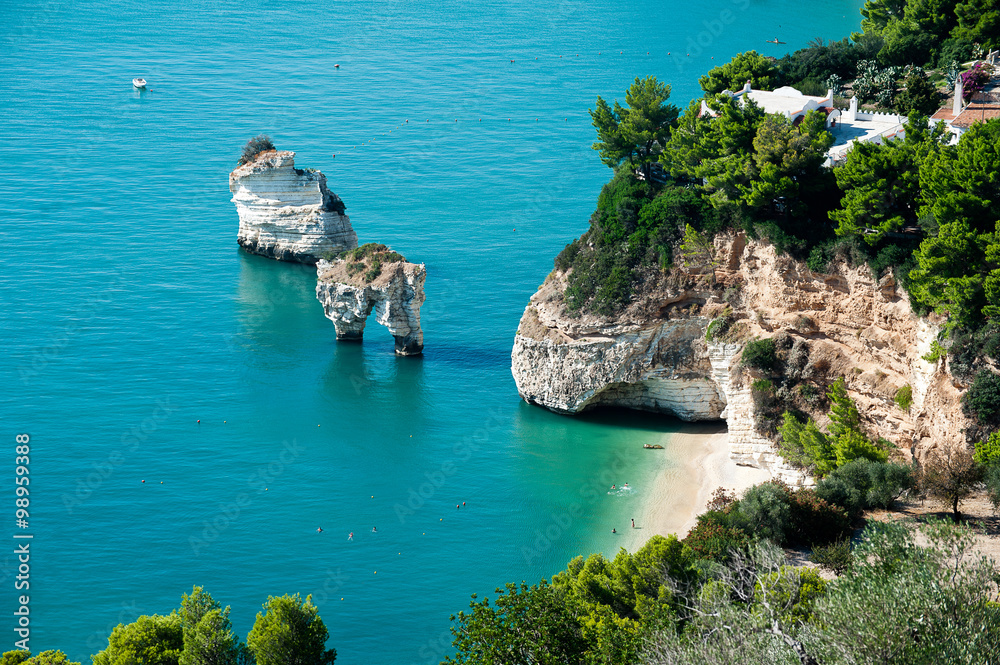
[622, 423, 770, 552]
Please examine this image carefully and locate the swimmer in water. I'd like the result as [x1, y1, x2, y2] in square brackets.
[372, 526, 377, 533]
[611, 485, 616, 490]
[348, 532, 354, 541]
[317, 527, 323, 533]
[612, 528, 617, 533]
[624, 483, 629, 488]
[631, 518, 635, 528]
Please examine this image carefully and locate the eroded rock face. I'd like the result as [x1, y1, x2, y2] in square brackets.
[316, 259, 425, 355]
[511, 233, 971, 484]
[230, 151, 357, 264]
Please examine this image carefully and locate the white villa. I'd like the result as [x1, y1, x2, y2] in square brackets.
[700, 81, 907, 165]
[931, 56, 1000, 142]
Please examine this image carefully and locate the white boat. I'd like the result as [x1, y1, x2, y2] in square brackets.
[132, 78, 147, 88]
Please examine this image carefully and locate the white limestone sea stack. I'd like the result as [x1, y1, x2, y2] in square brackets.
[229, 150, 357, 264]
[316, 248, 426, 356]
[511, 232, 971, 485]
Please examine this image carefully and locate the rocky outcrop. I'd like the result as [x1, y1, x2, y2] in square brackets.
[316, 257, 425, 356]
[230, 151, 357, 264]
[512, 233, 971, 483]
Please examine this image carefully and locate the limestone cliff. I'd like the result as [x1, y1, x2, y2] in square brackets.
[511, 233, 971, 483]
[316, 254, 425, 356]
[230, 150, 357, 263]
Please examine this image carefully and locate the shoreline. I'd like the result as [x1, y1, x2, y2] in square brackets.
[622, 423, 770, 551]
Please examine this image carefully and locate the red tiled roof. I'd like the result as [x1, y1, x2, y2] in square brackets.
[953, 105, 1000, 128]
[931, 107, 957, 122]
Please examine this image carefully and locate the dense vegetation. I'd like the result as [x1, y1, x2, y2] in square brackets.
[324, 242, 407, 283]
[443, 516, 1000, 664]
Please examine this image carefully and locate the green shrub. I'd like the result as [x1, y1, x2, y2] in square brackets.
[894, 385, 913, 411]
[868, 242, 918, 286]
[754, 566, 828, 623]
[974, 431, 1000, 466]
[733, 482, 793, 545]
[239, 134, 276, 165]
[815, 459, 915, 517]
[683, 511, 752, 562]
[833, 429, 890, 467]
[810, 539, 854, 574]
[777, 411, 836, 474]
[963, 370, 1000, 426]
[554, 238, 581, 271]
[985, 464, 1000, 512]
[788, 488, 851, 545]
[338, 243, 406, 283]
[741, 338, 777, 372]
[922, 339, 948, 363]
[705, 316, 732, 342]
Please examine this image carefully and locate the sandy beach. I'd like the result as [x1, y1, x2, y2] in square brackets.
[622, 423, 771, 552]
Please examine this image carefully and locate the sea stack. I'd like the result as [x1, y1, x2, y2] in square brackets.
[316, 244, 426, 355]
[229, 150, 357, 264]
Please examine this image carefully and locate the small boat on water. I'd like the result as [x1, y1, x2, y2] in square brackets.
[765, 38, 786, 44]
[643, 444, 664, 449]
[132, 78, 147, 88]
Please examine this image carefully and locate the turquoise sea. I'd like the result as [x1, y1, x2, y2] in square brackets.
[1, 1, 864, 662]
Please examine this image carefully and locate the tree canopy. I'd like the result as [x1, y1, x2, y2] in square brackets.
[246, 594, 336, 665]
[699, 51, 779, 95]
[92, 615, 184, 665]
[590, 76, 680, 181]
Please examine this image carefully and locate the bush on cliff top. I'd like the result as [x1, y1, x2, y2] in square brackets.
[741, 338, 777, 372]
[239, 134, 276, 166]
[331, 243, 407, 284]
[554, 171, 712, 315]
[963, 369, 1000, 427]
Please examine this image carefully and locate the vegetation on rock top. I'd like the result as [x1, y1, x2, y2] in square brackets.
[238, 134, 276, 166]
[324, 243, 407, 284]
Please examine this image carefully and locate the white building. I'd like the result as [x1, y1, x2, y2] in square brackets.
[700, 81, 907, 165]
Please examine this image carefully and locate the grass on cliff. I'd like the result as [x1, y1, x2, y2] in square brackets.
[324, 243, 406, 283]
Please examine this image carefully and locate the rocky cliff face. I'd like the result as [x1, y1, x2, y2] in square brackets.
[316, 258, 426, 356]
[230, 151, 357, 264]
[511, 233, 970, 483]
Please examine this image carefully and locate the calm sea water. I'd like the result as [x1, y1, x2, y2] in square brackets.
[1, 1, 863, 662]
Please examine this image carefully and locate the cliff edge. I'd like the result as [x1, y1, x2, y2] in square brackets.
[511, 233, 970, 483]
[230, 150, 357, 264]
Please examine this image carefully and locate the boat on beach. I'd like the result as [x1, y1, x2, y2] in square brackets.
[132, 78, 147, 88]
[643, 444, 664, 449]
